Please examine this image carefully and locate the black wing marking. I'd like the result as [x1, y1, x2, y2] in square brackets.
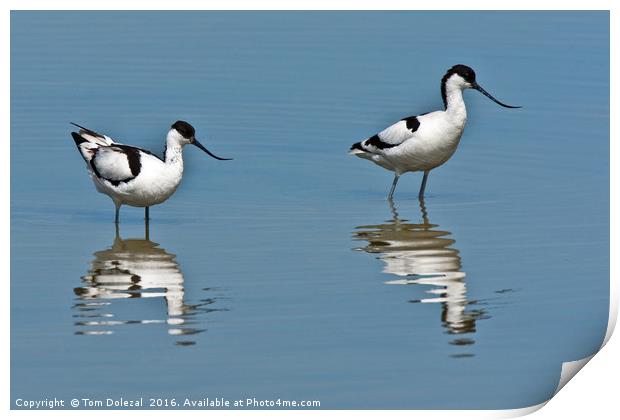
[366, 134, 397, 149]
[71, 131, 89, 146]
[90, 145, 143, 186]
[351, 115, 422, 153]
[134, 146, 162, 161]
[402, 116, 420, 132]
[112, 145, 142, 176]
[71, 123, 164, 162]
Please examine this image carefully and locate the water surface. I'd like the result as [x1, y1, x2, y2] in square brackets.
[11, 11, 609, 409]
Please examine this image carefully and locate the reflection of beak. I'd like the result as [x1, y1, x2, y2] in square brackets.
[471, 82, 521, 108]
[192, 138, 233, 161]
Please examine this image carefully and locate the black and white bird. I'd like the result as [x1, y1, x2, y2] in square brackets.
[350, 64, 520, 199]
[71, 120, 231, 223]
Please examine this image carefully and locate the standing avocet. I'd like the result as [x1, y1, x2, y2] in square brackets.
[71, 120, 231, 223]
[350, 64, 520, 199]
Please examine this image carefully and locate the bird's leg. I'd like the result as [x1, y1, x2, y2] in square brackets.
[388, 173, 400, 200]
[144, 207, 151, 240]
[114, 202, 121, 224]
[418, 170, 430, 199]
[144, 217, 150, 241]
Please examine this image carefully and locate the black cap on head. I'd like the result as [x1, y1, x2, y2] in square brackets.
[445, 64, 476, 84]
[441, 64, 477, 109]
[171, 120, 195, 139]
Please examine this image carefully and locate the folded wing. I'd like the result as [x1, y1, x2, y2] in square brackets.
[89, 146, 142, 186]
[350, 116, 421, 154]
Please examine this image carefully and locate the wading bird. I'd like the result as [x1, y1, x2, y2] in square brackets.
[71, 120, 231, 223]
[350, 64, 520, 199]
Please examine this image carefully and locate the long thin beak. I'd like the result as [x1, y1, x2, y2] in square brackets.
[472, 82, 521, 108]
[192, 138, 232, 160]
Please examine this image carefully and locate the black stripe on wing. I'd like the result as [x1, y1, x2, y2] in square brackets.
[402, 116, 420, 132]
[71, 123, 164, 162]
[90, 145, 143, 187]
[350, 141, 364, 152]
[350, 134, 395, 152]
[71, 132, 88, 146]
[113, 145, 142, 176]
[367, 134, 397, 149]
[137, 146, 163, 161]
[350, 115, 422, 152]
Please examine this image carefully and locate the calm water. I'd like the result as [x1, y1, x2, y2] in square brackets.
[11, 11, 609, 409]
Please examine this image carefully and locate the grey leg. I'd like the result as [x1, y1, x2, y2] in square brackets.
[144, 207, 150, 240]
[388, 173, 400, 200]
[418, 170, 430, 199]
[114, 202, 121, 224]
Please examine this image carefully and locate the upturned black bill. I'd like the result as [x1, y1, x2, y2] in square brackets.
[193, 139, 233, 160]
[472, 83, 521, 109]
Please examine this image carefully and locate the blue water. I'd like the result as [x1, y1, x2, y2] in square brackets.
[11, 11, 609, 409]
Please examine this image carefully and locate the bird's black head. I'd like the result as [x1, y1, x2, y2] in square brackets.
[446, 64, 476, 84]
[169, 120, 233, 161]
[441, 64, 476, 109]
[440, 64, 520, 109]
[171, 120, 195, 140]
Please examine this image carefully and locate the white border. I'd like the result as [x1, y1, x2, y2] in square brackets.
[4, 1, 616, 419]
[1, 0, 617, 10]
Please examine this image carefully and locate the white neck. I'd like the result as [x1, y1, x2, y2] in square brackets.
[164, 139, 184, 167]
[443, 80, 467, 126]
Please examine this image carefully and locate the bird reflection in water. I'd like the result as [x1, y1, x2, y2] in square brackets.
[73, 223, 225, 346]
[353, 199, 487, 357]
